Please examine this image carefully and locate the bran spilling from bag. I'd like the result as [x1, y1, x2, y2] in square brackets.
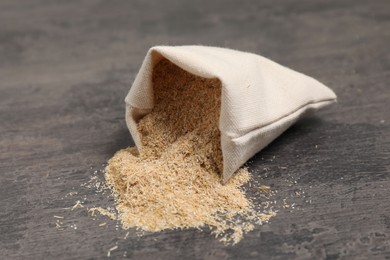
[105, 59, 274, 244]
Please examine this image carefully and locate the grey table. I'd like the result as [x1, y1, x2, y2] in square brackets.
[1, 0, 389, 259]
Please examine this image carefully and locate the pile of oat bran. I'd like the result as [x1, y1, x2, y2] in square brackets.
[105, 59, 273, 244]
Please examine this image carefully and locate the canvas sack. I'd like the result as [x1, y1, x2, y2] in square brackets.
[125, 46, 337, 182]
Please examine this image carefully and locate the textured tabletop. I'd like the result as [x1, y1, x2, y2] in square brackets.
[1, 0, 389, 259]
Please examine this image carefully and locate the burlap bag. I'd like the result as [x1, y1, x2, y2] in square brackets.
[125, 46, 336, 182]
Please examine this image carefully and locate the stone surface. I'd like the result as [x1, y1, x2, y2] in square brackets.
[0, 0, 389, 259]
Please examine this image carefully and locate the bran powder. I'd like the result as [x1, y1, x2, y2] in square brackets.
[105, 59, 272, 244]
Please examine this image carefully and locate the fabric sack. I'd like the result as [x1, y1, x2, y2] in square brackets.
[125, 45, 337, 182]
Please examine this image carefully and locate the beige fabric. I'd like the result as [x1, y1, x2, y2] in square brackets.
[125, 46, 337, 182]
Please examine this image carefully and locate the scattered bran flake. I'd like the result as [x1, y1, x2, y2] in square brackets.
[107, 245, 118, 257]
[89, 207, 117, 220]
[55, 222, 63, 230]
[258, 185, 271, 192]
[71, 200, 84, 210]
[258, 211, 277, 221]
[105, 59, 275, 244]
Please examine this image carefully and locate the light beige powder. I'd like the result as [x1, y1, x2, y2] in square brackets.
[105, 59, 274, 244]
